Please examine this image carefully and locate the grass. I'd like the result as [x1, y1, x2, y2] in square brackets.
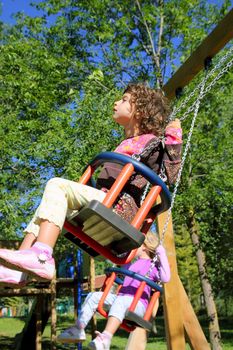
[0, 314, 233, 349]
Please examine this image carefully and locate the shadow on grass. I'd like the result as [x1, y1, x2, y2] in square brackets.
[1, 315, 232, 349]
[0, 335, 16, 350]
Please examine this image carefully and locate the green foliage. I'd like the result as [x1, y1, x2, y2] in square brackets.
[0, 296, 25, 308]
[172, 61, 233, 310]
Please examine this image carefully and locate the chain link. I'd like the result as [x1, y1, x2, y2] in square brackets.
[131, 138, 162, 161]
[179, 57, 233, 122]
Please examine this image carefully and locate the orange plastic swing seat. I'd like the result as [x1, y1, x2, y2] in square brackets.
[63, 152, 171, 265]
[98, 266, 163, 332]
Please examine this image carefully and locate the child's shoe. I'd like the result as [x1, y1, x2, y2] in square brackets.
[0, 265, 27, 287]
[57, 326, 86, 343]
[88, 331, 111, 350]
[0, 247, 55, 281]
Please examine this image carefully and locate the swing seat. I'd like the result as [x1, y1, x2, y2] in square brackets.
[124, 310, 152, 331]
[65, 200, 145, 256]
[98, 267, 162, 332]
[64, 152, 171, 264]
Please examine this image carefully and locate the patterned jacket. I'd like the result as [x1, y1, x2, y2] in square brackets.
[96, 127, 182, 222]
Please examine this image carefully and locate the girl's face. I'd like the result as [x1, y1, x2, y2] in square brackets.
[113, 93, 135, 126]
[135, 244, 151, 259]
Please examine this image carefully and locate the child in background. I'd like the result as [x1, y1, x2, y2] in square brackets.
[0, 83, 181, 286]
[57, 231, 170, 349]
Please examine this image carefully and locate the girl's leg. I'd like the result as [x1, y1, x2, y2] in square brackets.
[36, 220, 60, 248]
[87, 316, 120, 350]
[19, 233, 37, 250]
[0, 177, 106, 281]
[104, 316, 121, 335]
[58, 292, 117, 343]
[88, 295, 146, 349]
[77, 291, 116, 328]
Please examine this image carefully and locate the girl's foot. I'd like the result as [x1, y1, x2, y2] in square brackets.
[57, 326, 86, 343]
[0, 247, 55, 281]
[88, 331, 111, 350]
[0, 265, 27, 288]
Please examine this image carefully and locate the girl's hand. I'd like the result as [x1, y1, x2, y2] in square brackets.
[166, 118, 181, 129]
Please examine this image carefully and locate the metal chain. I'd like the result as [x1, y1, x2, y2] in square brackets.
[178, 56, 233, 122]
[144, 72, 208, 282]
[160, 72, 207, 245]
[169, 45, 233, 121]
[131, 137, 162, 162]
[136, 53, 233, 207]
[202, 56, 233, 96]
[131, 138, 162, 206]
[140, 46, 233, 280]
[145, 253, 161, 282]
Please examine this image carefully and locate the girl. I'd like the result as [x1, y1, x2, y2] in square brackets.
[0, 83, 182, 286]
[57, 231, 170, 349]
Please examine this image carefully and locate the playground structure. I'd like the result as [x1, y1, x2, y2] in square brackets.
[0, 8, 232, 350]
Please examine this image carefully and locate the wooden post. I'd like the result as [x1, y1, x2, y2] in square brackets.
[125, 299, 159, 350]
[125, 328, 148, 350]
[157, 211, 186, 350]
[178, 277, 210, 350]
[90, 257, 97, 339]
[50, 275, 57, 350]
[35, 295, 42, 350]
[157, 209, 210, 350]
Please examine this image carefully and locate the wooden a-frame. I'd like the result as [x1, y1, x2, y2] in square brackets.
[126, 8, 233, 350]
[159, 9, 233, 349]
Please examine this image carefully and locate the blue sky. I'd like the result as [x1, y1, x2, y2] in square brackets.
[0, 0, 43, 23]
[1, 0, 232, 24]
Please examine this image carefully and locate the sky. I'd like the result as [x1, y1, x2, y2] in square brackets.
[0, 0, 44, 23]
[1, 0, 232, 24]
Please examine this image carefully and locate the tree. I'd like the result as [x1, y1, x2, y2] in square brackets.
[173, 62, 233, 349]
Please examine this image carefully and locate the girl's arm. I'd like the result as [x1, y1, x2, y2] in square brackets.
[163, 118, 182, 185]
[165, 118, 182, 145]
[155, 245, 171, 283]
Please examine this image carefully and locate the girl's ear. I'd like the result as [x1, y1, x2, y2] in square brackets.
[134, 110, 141, 120]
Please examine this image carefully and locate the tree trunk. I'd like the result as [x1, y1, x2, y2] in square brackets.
[188, 210, 222, 350]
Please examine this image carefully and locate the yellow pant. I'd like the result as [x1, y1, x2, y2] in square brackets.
[24, 177, 106, 237]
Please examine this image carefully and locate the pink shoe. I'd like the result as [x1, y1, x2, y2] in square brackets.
[0, 247, 55, 281]
[0, 265, 27, 288]
[88, 331, 111, 350]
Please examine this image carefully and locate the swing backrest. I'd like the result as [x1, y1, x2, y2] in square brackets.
[98, 266, 162, 332]
[63, 152, 171, 265]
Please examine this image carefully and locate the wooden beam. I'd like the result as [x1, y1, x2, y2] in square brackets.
[178, 277, 210, 350]
[163, 8, 233, 99]
[157, 211, 186, 350]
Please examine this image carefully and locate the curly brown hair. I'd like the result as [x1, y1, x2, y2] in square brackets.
[124, 83, 171, 137]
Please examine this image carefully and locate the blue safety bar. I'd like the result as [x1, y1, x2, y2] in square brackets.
[105, 266, 163, 293]
[87, 152, 171, 215]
